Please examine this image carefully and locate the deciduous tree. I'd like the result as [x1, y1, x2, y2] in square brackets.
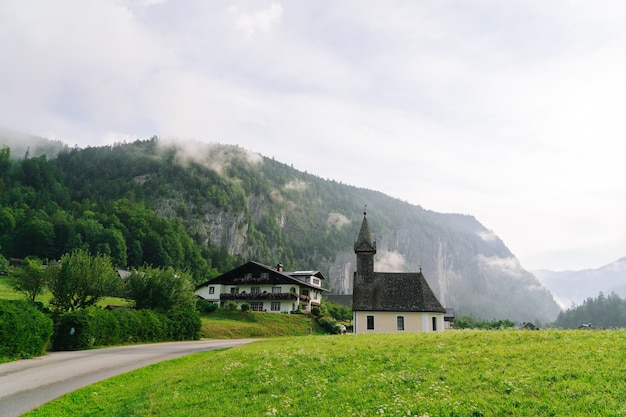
[48, 249, 121, 312]
[9, 258, 46, 302]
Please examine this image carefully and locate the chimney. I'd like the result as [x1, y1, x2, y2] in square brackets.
[277, 263, 283, 272]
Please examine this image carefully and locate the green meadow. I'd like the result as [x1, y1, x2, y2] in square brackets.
[26, 330, 626, 417]
[200, 310, 326, 339]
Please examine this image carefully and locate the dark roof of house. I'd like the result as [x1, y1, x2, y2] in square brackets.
[352, 271, 446, 313]
[195, 261, 327, 291]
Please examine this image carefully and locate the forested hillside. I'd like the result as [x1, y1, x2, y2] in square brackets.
[0, 135, 561, 322]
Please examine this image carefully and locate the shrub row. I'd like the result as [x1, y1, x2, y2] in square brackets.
[0, 300, 53, 360]
[52, 307, 201, 351]
[316, 315, 342, 334]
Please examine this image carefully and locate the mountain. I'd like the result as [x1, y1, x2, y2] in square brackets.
[533, 258, 626, 308]
[0, 134, 561, 323]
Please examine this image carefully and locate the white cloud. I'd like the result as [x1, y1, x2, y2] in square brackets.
[375, 251, 406, 273]
[1, 1, 626, 271]
[227, 3, 282, 38]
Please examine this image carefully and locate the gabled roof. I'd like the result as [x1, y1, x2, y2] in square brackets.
[288, 270, 325, 280]
[195, 261, 327, 291]
[352, 272, 446, 313]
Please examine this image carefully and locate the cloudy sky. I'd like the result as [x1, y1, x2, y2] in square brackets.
[1, 0, 625, 272]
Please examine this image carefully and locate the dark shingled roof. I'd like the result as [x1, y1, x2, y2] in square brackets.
[352, 272, 446, 313]
[195, 261, 327, 291]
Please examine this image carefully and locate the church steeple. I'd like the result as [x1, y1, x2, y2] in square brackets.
[354, 209, 376, 283]
[354, 210, 376, 253]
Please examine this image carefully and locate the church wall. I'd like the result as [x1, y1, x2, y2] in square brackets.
[353, 311, 445, 334]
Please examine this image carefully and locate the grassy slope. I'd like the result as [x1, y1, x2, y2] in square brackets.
[0, 275, 24, 301]
[201, 310, 326, 338]
[25, 330, 626, 417]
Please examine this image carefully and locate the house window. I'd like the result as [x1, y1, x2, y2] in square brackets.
[244, 273, 252, 279]
[230, 287, 239, 294]
[312, 278, 320, 285]
[313, 292, 318, 300]
[290, 287, 296, 293]
[397, 316, 405, 331]
[208, 286, 215, 294]
[367, 315, 375, 330]
[250, 302, 263, 311]
[302, 289, 309, 297]
[261, 272, 269, 279]
[271, 302, 280, 311]
[272, 286, 281, 294]
[432, 317, 437, 331]
[251, 287, 260, 294]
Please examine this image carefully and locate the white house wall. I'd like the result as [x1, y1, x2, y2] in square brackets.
[194, 283, 322, 313]
[353, 311, 445, 334]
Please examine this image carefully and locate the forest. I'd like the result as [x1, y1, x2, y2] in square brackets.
[551, 292, 626, 329]
[0, 142, 241, 283]
[0, 135, 563, 322]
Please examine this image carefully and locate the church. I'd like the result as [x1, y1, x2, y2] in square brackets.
[352, 211, 447, 333]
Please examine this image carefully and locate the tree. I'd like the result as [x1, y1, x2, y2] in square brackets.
[9, 258, 46, 302]
[124, 266, 196, 312]
[13, 217, 55, 259]
[48, 249, 121, 313]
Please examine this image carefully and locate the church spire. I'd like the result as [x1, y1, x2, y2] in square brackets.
[354, 209, 376, 283]
[354, 210, 376, 253]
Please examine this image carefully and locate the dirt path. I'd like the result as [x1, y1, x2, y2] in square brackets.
[0, 339, 258, 417]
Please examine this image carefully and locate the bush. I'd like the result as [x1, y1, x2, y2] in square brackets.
[240, 303, 250, 312]
[311, 306, 321, 317]
[168, 309, 201, 340]
[321, 301, 352, 321]
[51, 307, 200, 351]
[316, 315, 341, 334]
[197, 299, 218, 314]
[225, 301, 238, 311]
[0, 300, 53, 360]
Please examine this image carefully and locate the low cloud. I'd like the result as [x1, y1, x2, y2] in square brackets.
[375, 250, 406, 272]
[477, 255, 524, 279]
[157, 139, 262, 176]
[283, 179, 308, 192]
[327, 212, 350, 230]
[477, 230, 498, 242]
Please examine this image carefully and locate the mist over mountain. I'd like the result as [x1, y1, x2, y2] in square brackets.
[0, 133, 561, 323]
[533, 258, 626, 309]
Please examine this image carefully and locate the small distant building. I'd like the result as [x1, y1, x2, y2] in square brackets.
[444, 308, 455, 330]
[195, 261, 327, 313]
[518, 322, 539, 331]
[352, 212, 447, 334]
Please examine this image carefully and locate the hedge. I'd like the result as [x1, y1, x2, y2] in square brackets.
[52, 307, 201, 351]
[0, 300, 53, 360]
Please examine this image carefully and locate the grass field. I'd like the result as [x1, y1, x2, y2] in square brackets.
[201, 310, 326, 338]
[25, 330, 626, 417]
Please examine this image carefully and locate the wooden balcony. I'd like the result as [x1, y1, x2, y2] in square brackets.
[220, 292, 311, 302]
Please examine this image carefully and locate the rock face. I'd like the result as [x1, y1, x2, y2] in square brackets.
[3, 134, 561, 324]
[148, 140, 562, 323]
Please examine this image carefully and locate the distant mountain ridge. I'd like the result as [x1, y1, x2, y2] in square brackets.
[533, 257, 626, 308]
[0, 133, 562, 323]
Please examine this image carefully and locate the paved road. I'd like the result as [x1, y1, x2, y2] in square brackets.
[0, 339, 258, 417]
